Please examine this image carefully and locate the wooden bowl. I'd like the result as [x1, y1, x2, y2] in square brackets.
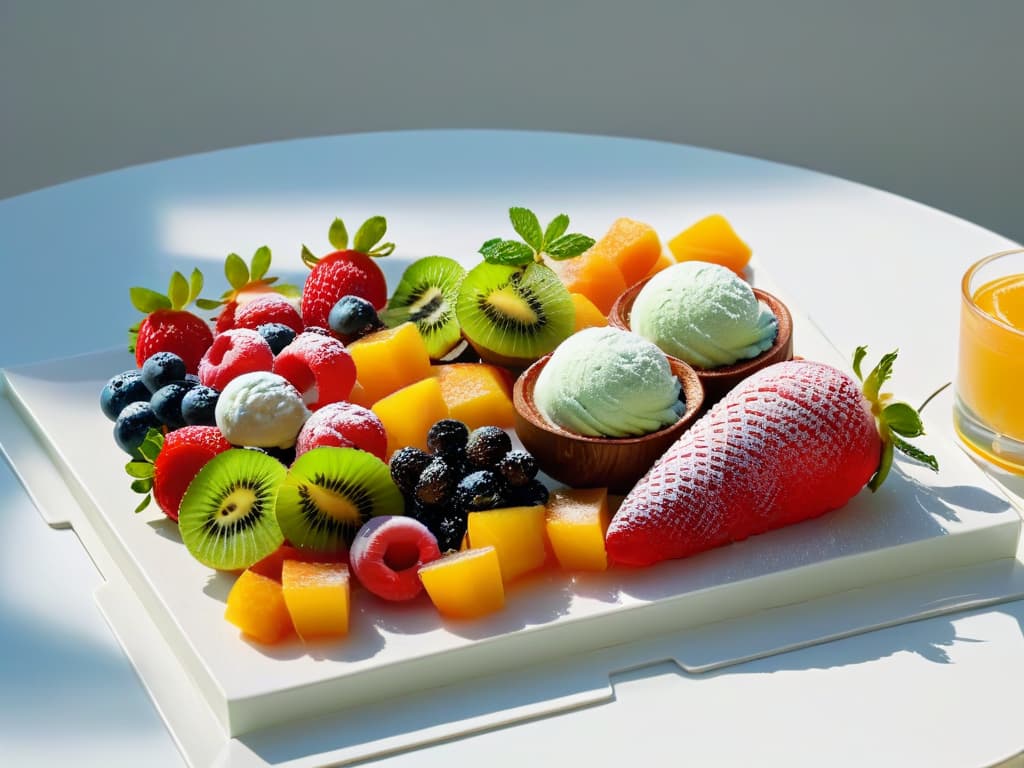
[513, 354, 704, 493]
[608, 277, 793, 404]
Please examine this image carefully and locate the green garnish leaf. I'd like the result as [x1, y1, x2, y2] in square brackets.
[275, 283, 302, 299]
[892, 434, 939, 472]
[225, 252, 249, 290]
[301, 244, 320, 269]
[510, 207, 543, 252]
[168, 271, 190, 310]
[868, 437, 895, 492]
[479, 239, 535, 266]
[134, 494, 153, 514]
[129, 287, 172, 314]
[125, 461, 155, 479]
[543, 214, 569, 246]
[852, 345, 868, 381]
[251, 246, 272, 281]
[137, 428, 164, 463]
[545, 233, 596, 260]
[863, 349, 898, 402]
[328, 218, 349, 251]
[353, 216, 388, 253]
[195, 298, 223, 310]
[130, 478, 153, 494]
[187, 268, 204, 305]
[127, 321, 140, 353]
[371, 241, 396, 257]
[882, 402, 925, 438]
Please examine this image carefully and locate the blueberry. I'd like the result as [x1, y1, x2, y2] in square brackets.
[426, 419, 469, 459]
[455, 470, 506, 512]
[328, 295, 383, 341]
[141, 352, 187, 393]
[389, 446, 433, 496]
[100, 370, 151, 421]
[180, 385, 220, 426]
[113, 401, 163, 458]
[464, 427, 512, 469]
[150, 380, 197, 429]
[414, 458, 460, 506]
[506, 479, 549, 507]
[434, 514, 468, 552]
[496, 449, 538, 487]
[256, 322, 296, 355]
[184, 373, 201, 386]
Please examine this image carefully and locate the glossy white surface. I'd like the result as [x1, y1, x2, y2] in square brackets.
[1, 131, 1023, 767]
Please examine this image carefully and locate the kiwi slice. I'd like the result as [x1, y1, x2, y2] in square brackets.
[276, 446, 404, 554]
[456, 261, 575, 365]
[178, 449, 286, 571]
[383, 255, 466, 359]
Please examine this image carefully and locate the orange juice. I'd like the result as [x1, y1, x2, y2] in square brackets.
[955, 250, 1024, 472]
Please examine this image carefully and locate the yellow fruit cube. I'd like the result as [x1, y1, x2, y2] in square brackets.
[467, 505, 548, 583]
[545, 488, 611, 571]
[570, 293, 608, 332]
[433, 363, 515, 429]
[372, 376, 449, 457]
[668, 214, 752, 276]
[224, 569, 294, 645]
[588, 218, 663, 287]
[419, 546, 505, 619]
[644, 252, 674, 279]
[281, 560, 350, 640]
[348, 323, 432, 404]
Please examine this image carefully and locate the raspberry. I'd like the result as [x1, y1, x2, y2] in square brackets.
[349, 516, 441, 601]
[272, 332, 356, 410]
[152, 426, 232, 520]
[234, 295, 304, 335]
[198, 328, 275, 391]
[294, 401, 387, 461]
[215, 301, 238, 333]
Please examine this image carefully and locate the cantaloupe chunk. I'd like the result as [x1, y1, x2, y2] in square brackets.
[588, 218, 663, 287]
[281, 560, 350, 640]
[224, 569, 294, 644]
[433, 363, 515, 429]
[668, 214, 752, 276]
[467, 505, 548, 583]
[545, 488, 611, 571]
[372, 376, 449, 457]
[644, 252, 674, 279]
[348, 323, 432, 404]
[571, 293, 608, 331]
[250, 543, 349, 581]
[550, 252, 627, 316]
[419, 547, 505, 619]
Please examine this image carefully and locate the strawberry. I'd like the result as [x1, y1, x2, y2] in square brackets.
[195, 246, 301, 333]
[300, 216, 394, 328]
[130, 269, 214, 374]
[605, 349, 939, 567]
[125, 426, 232, 520]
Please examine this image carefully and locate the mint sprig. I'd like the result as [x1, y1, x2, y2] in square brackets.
[480, 207, 595, 267]
[124, 428, 164, 513]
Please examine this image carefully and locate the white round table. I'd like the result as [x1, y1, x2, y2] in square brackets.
[1, 131, 1022, 768]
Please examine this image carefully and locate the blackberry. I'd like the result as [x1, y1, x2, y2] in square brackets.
[464, 426, 512, 469]
[140, 352, 187, 393]
[506, 479, 549, 508]
[256, 322, 296, 355]
[496, 450, 537, 487]
[150, 380, 197, 430]
[435, 514, 468, 552]
[328, 295, 384, 342]
[389, 446, 433, 495]
[455, 470, 506, 512]
[180, 385, 220, 426]
[426, 419, 469, 459]
[100, 370, 151, 421]
[414, 458, 460, 506]
[113, 401, 163, 458]
[261, 444, 297, 467]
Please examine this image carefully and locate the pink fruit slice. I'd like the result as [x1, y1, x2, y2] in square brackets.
[198, 328, 275, 391]
[273, 332, 356, 410]
[294, 401, 388, 461]
[349, 516, 441, 601]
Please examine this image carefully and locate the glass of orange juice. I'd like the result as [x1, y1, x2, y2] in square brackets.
[955, 248, 1024, 472]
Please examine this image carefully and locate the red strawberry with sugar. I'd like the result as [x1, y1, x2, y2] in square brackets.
[195, 246, 301, 333]
[130, 269, 214, 374]
[125, 425, 232, 520]
[233, 294, 304, 335]
[198, 328, 275, 391]
[300, 216, 394, 328]
[605, 350, 939, 567]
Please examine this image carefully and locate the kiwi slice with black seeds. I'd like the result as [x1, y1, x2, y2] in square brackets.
[178, 448, 286, 571]
[456, 261, 575, 366]
[383, 255, 466, 359]
[276, 446, 404, 554]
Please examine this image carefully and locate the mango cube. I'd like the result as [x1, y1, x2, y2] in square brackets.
[549, 251, 626, 316]
[467, 505, 548, 583]
[433, 363, 515, 429]
[644, 252, 674, 279]
[281, 560, 350, 640]
[570, 293, 608, 332]
[668, 214, 752, 276]
[419, 546, 505, 619]
[348, 323, 432, 404]
[588, 217, 663, 286]
[545, 488, 611, 571]
[372, 376, 449, 457]
[224, 569, 294, 644]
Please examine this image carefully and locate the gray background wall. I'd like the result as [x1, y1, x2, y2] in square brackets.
[2, 1, 1021, 243]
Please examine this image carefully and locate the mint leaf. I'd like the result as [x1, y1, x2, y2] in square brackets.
[545, 233, 595, 260]
[510, 207, 543, 252]
[544, 214, 569, 246]
[251, 246, 271, 280]
[328, 218, 348, 251]
[187, 268, 204, 305]
[130, 287, 172, 314]
[134, 494, 153, 514]
[137, 428, 164, 463]
[195, 298, 223, 310]
[480, 239, 535, 266]
[863, 350, 898, 402]
[125, 461, 154, 479]
[225, 253, 249, 290]
[354, 216, 387, 253]
[892, 434, 939, 472]
[130, 478, 153, 494]
[882, 402, 924, 438]
[852, 345, 868, 381]
[868, 437, 895, 491]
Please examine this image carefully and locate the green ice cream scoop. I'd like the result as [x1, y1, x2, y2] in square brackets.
[630, 262, 777, 369]
[533, 327, 685, 438]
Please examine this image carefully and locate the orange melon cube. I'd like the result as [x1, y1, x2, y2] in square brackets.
[348, 323, 432, 404]
[644, 252, 674, 279]
[224, 569, 294, 644]
[550, 252, 627, 316]
[668, 214, 752, 276]
[570, 293, 608, 332]
[346, 380, 376, 409]
[281, 560, 350, 640]
[419, 546, 505, 619]
[545, 488, 611, 571]
[467, 505, 548, 583]
[372, 376, 449, 457]
[588, 218, 663, 286]
[433, 363, 515, 429]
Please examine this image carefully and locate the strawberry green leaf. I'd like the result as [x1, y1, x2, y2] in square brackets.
[125, 461, 155, 479]
[301, 244, 320, 269]
[868, 436, 895, 492]
[130, 287, 172, 314]
[195, 298, 223, 310]
[137, 428, 164, 463]
[275, 284, 302, 299]
[354, 216, 388, 254]
[882, 402, 925, 438]
[543, 214, 570, 247]
[134, 494, 153, 514]
[892, 434, 939, 472]
[370, 241, 395, 257]
[510, 207, 543, 252]
[863, 349, 898, 402]
[127, 321, 140, 353]
[328, 218, 349, 251]
[480, 239, 535, 266]
[225, 252, 249, 290]
[251, 246, 272, 281]
[187, 268, 204, 305]
[545, 233, 595, 260]
[130, 478, 153, 494]
[852, 345, 868, 381]
[168, 271, 190, 310]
